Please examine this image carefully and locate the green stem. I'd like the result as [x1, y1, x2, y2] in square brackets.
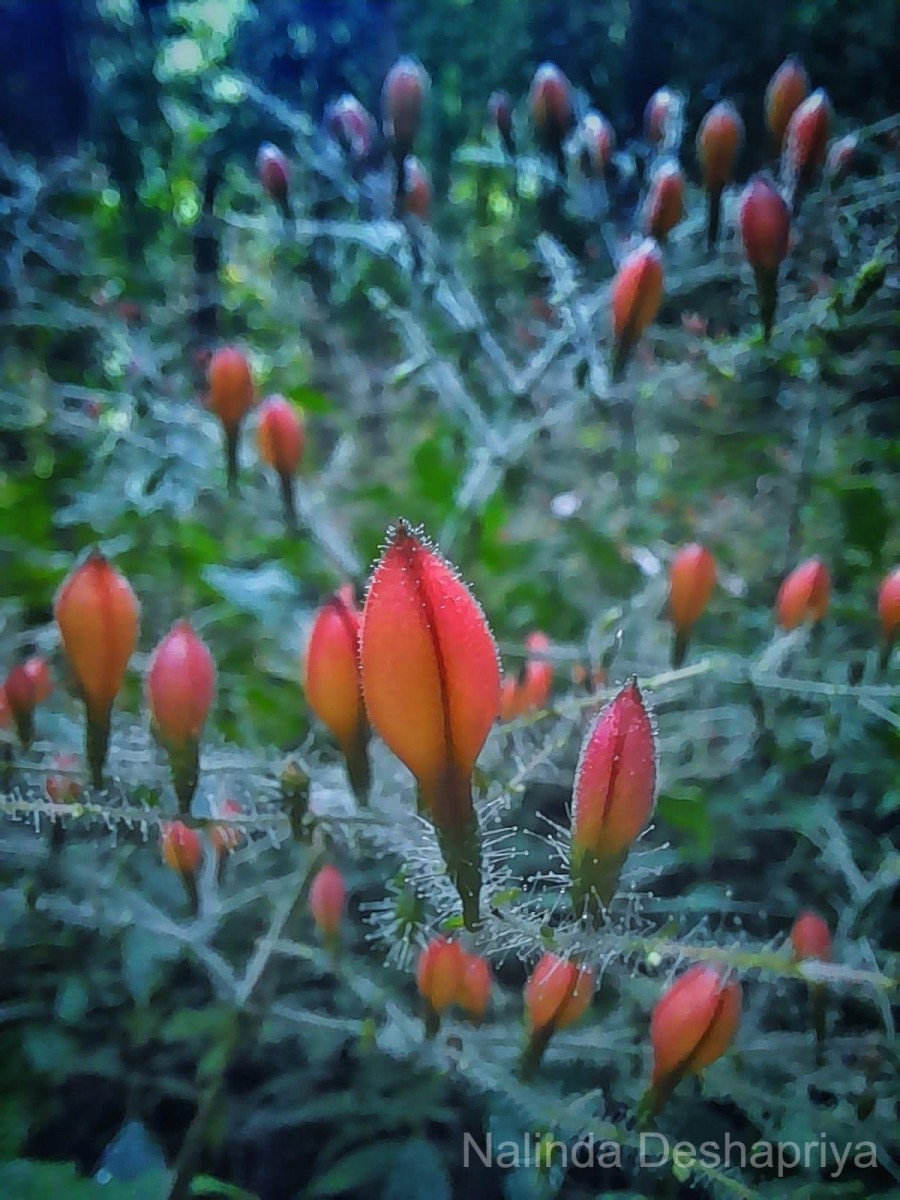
[342, 723, 371, 807]
[671, 628, 689, 668]
[167, 736, 201, 816]
[86, 704, 112, 790]
[519, 1025, 554, 1080]
[571, 845, 628, 923]
[278, 471, 296, 530]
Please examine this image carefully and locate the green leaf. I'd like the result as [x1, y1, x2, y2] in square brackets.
[382, 1139, 451, 1200]
[309, 1143, 400, 1196]
[190, 1176, 259, 1199]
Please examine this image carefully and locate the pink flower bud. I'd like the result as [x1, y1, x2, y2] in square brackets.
[529, 63, 572, 152]
[697, 101, 743, 249]
[326, 95, 375, 159]
[649, 965, 741, 1106]
[644, 88, 677, 147]
[401, 156, 431, 221]
[256, 142, 289, 206]
[642, 159, 685, 242]
[257, 395, 304, 478]
[765, 57, 809, 151]
[791, 911, 832, 962]
[383, 58, 428, 152]
[776, 558, 830, 630]
[524, 953, 594, 1035]
[147, 622, 216, 748]
[783, 89, 831, 192]
[417, 937, 466, 1014]
[579, 110, 615, 175]
[499, 631, 554, 721]
[210, 798, 243, 858]
[161, 820, 203, 878]
[488, 90, 514, 154]
[825, 133, 857, 181]
[878, 568, 900, 643]
[610, 239, 663, 381]
[668, 544, 716, 633]
[4, 657, 52, 723]
[309, 864, 346, 941]
[0, 687, 10, 731]
[739, 174, 791, 275]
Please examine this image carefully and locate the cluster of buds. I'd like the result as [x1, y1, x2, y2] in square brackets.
[257, 394, 305, 527]
[207, 346, 256, 492]
[878, 568, 900, 668]
[738, 173, 792, 341]
[783, 89, 831, 207]
[304, 585, 370, 803]
[256, 143, 291, 219]
[55, 552, 139, 787]
[521, 953, 594, 1075]
[360, 522, 500, 929]
[3, 656, 52, 748]
[487, 91, 514, 156]
[610, 239, 663, 382]
[696, 100, 744, 250]
[529, 63, 572, 177]
[776, 558, 830, 630]
[499, 631, 553, 721]
[641, 159, 685, 244]
[570, 679, 657, 919]
[309, 864, 347, 952]
[147, 621, 216, 813]
[161, 819, 203, 913]
[668, 543, 716, 665]
[382, 57, 429, 215]
[325, 95, 376, 161]
[765, 57, 809, 153]
[416, 936, 492, 1036]
[578, 110, 615, 177]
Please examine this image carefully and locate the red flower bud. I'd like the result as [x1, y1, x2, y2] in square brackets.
[571, 679, 656, 915]
[305, 586, 370, 800]
[208, 346, 254, 433]
[783, 89, 831, 192]
[256, 142, 289, 207]
[401, 156, 431, 221]
[147, 622, 216, 812]
[776, 558, 830, 630]
[500, 631, 554, 721]
[878, 568, 900, 643]
[697, 101, 743, 250]
[210, 798, 243, 858]
[257, 395, 304, 478]
[360, 522, 500, 927]
[488, 90, 514, 154]
[610, 238, 663, 381]
[642, 159, 685, 242]
[382, 58, 428, 152]
[644, 88, 677, 148]
[161, 820, 203, 878]
[825, 133, 857, 181]
[791, 910, 832, 962]
[669, 544, 716, 632]
[5, 657, 52, 730]
[649, 965, 741, 1105]
[765, 57, 809, 151]
[46, 754, 82, 805]
[326, 95, 375, 159]
[580, 110, 615, 175]
[55, 552, 140, 785]
[459, 953, 492, 1022]
[417, 937, 466, 1015]
[524, 953, 594, 1036]
[0, 687, 10, 730]
[529, 63, 572, 151]
[739, 174, 790, 275]
[309, 864, 346, 941]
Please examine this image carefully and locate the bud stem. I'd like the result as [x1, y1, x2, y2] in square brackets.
[278, 471, 297, 530]
[754, 267, 778, 342]
[519, 1025, 554, 1079]
[342, 725, 371, 806]
[672, 628, 689, 668]
[225, 425, 240, 495]
[86, 704, 112, 790]
[431, 771, 483, 930]
[706, 185, 723, 251]
[571, 845, 627, 923]
[12, 708, 34, 750]
[167, 736, 201, 815]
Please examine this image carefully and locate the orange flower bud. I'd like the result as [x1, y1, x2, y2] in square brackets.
[878, 568, 900, 644]
[649, 965, 741, 1106]
[488, 90, 514, 155]
[776, 558, 830, 630]
[791, 910, 832, 962]
[309, 864, 346, 942]
[580, 110, 615, 176]
[825, 133, 857, 182]
[417, 937, 466, 1016]
[305, 586, 370, 801]
[610, 238, 663, 382]
[459, 953, 492, 1022]
[46, 753, 83, 804]
[208, 346, 255, 491]
[382, 58, 428, 152]
[642, 159, 685, 243]
[256, 142, 290, 210]
[55, 552, 139, 786]
[525, 953, 594, 1035]
[644, 88, 678, 148]
[402, 156, 431, 221]
[257, 395, 304, 478]
[783, 89, 831, 194]
[4, 656, 53, 744]
[161, 820, 203, 906]
[669, 544, 716, 632]
[147, 622, 216, 812]
[765, 57, 809, 151]
[360, 522, 499, 927]
[529, 63, 572, 163]
[697, 101, 743, 250]
[571, 679, 656, 915]
[500, 631, 554, 720]
[326, 95, 375, 159]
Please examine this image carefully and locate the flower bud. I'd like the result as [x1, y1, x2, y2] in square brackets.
[360, 522, 500, 928]
[46, 753, 83, 804]
[668, 544, 716, 665]
[776, 558, 830, 630]
[0, 686, 10, 731]
[642, 159, 684, 243]
[401, 156, 431, 221]
[257, 395, 304, 478]
[256, 142, 290, 215]
[644, 88, 677, 148]
[488, 90, 514, 155]
[648, 965, 741, 1109]
[571, 679, 656, 916]
[696, 101, 743, 249]
[210, 798, 243, 860]
[382, 57, 428, 154]
[309, 864, 346, 944]
[791, 911, 832, 962]
[326, 95, 375, 159]
[417, 937, 466, 1034]
[305, 586, 370, 802]
[783, 89, 831, 196]
[610, 238, 663, 382]
[878, 568, 900, 652]
[161, 820, 203, 911]
[55, 552, 139, 786]
[500, 631, 554, 721]
[529, 63, 572, 166]
[765, 57, 809, 151]
[738, 173, 791, 341]
[825, 133, 857, 182]
[459, 953, 492, 1022]
[579, 110, 615, 176]
[522, 953, 594, 1074]
[147, 621, 216, 812]
[4, 656, 52, 746]
[208, 346, 255, 491]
